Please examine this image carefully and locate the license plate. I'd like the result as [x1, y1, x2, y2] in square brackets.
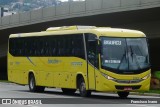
[124, 87, 132, 91]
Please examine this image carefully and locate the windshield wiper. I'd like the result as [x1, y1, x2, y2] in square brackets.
[117, 49, 127, 70]
[129, 46, 141, 69]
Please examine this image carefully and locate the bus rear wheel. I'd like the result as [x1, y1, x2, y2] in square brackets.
[78, 78, 91, 97]
[117, 91, 129, 98]
[61, 88, 76, 94]
[29, 73, 45, 92]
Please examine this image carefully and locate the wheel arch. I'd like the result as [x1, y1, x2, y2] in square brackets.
[76, 73, 88, 89]
[28, 70, 36, 83]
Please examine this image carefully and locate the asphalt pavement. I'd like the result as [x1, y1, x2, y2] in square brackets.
[0, 82, 160, 107]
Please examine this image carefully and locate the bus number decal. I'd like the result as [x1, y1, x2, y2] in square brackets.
[105, 60, 121, 64]
[71, 62, 83, 66]
[10, 62, 20, 65]
[48, 59, 62, 64]
[104, 40, 121, 45]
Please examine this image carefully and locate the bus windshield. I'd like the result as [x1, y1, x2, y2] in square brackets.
[100, 37, 150, 74]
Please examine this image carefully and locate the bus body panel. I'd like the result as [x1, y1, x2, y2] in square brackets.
[88, 63, 96, 90]
[8, 54, 88, 89]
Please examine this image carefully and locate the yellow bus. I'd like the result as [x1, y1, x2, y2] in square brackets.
[8, 26, 151, 98]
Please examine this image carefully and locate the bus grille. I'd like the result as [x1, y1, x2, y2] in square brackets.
[114, 79, 142, 84]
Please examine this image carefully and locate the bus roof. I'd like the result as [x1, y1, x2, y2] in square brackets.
[9, 26, 146, 38]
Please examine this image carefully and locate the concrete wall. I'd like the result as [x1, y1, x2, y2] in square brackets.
[31, 9, 43, 21]
[10, 14, 19, 25]
[56, 2, 70, 15]
[121, 0, 140, 6]
[102, 0, 121, 8]
[70, 1, 85, 13]
[42, 6, 56, 18]
[86, 0, 102, 11]
[19, 12, 30, 23]
[1, 15, 10, 25]
[0, 0, 160, 30]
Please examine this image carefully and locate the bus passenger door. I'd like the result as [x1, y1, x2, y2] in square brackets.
[85, 34, 98, 90]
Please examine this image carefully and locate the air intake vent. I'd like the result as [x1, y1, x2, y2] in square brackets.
[115, 79, 142, 84]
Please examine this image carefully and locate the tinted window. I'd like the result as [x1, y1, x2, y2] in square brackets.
[85, 33, 99, 68]
[9, 34, 85, 59]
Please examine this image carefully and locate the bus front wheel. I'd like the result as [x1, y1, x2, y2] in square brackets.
[29, 73, 45, 92]
[78, 78, 91, 97]
[117, 91, 129, 98]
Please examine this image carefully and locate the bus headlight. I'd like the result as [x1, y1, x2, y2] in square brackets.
[142, 74, 151, 80]
[101, 72, 115, 80]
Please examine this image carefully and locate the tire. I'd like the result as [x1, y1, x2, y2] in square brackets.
[61, 88, 76, 94]
[117, 91, 129, 98]
[78, 78, 91, 97]
[29, 73, 45, 92]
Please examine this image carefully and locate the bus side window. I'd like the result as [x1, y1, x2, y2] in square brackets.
[48, 38, 52, 56]
[71, 38, 75, 56]
[59, 37, 65, 56]
[37, 39, 41, 56]
[31, 39, 35, 55]
[9, 38, 16, 56]
[33, 38, 38, 56]
[70, 34, 85, 59]
[44, 40, 49, 56]
[53, 39, 57, 56]
[17, 38, 23, 56]
[57, 38, 61, 56]
[85, 33, 99, 68]
[67, 38, 72, 56]
[40, 39, 45, 56]
[24, 38, 27, 56]
[64, 37, 68, 56]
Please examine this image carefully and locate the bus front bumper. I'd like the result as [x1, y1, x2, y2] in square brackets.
[96, 76, 150, 92]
